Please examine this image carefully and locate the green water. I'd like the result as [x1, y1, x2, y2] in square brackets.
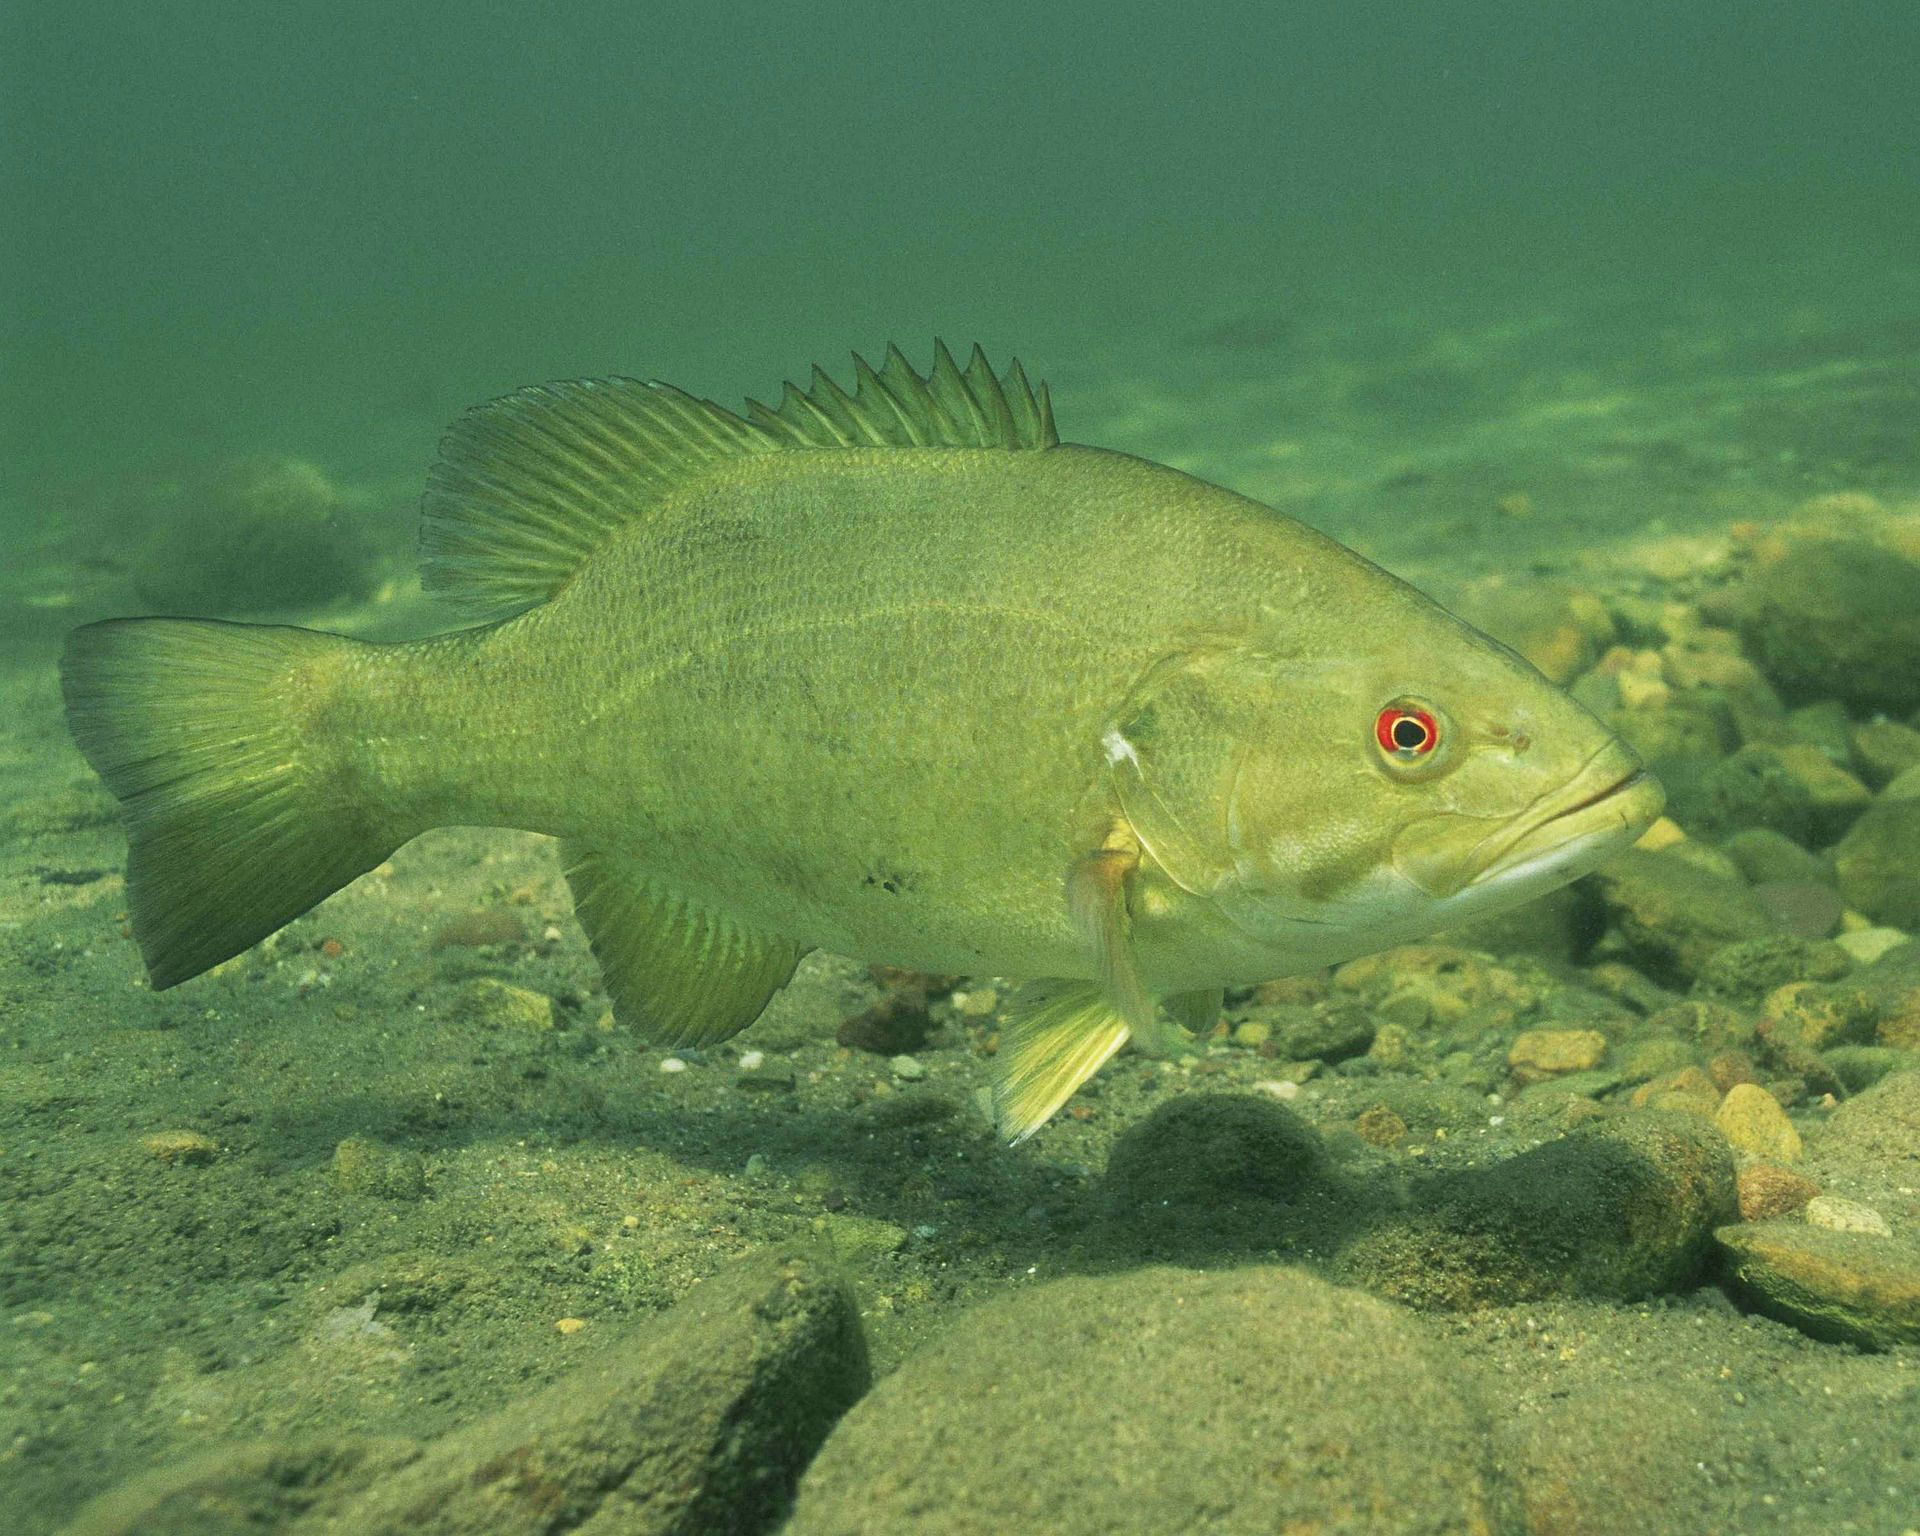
[4, 4, 1919, 1532]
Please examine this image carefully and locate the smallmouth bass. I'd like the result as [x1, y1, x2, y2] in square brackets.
[62, 343, 1662, 1140]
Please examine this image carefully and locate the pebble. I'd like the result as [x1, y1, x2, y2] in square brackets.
[889, 1054, 927, 1081]
[1736, 1162, 1819, 1221]
[140, 1129, 218, 1166]
[1507, 1027, 1607, 1082]
[1834, 926, 1911, 966]
[659, 1057, 687, 1073]
[554, 1316, 587, 1335]
[952, 986, 999, 1016]
[457, 976, 556, 1031]
[1356, 1103, 1409, 1147]
[1805, 1195, 1892, 1237]
[1714, 1083, 1802, 1162]
[1253, 1079, 1301, 1101]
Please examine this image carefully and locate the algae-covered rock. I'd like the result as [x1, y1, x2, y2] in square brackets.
[1590, 849, 1780, 985]
[1693, 935, 1850, 1002]
[1834, 797, 1920, 930]
[1099, 1094, 1350, 1259]
[132, 456, 382, 615]
[1731, 535, 1920, 714]
[332, 1136, 428, 1201]
[1720, 826, 1830, 887]
[1717, 1222, 1920, 1348]
[1714, 1083, 1802, 1163]
[786, 1266, 1510, 1536]
[58, 1438, 422, 1536]
[1337, 1110, 1736, 1308]
[328, 1247, 867, 1535]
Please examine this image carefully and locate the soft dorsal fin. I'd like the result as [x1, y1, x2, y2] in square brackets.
[419, 341, 1056, 616]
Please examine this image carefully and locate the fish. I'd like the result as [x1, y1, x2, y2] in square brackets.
[61, 342, 1664, 1143]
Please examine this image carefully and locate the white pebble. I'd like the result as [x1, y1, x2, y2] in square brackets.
[1805, 1195, 1891, 1236]
[889, 1054, 927, 1081]
[1253, 1079, 1301, 1101]
[659, 1057, 687, 1074]
[738, 1049, 765, 1071]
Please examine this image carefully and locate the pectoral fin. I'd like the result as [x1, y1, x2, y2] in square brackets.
[561, 844, 806, 1048]
[992, 981, 1132, 1145]
[1064, 836, 1154, 1034]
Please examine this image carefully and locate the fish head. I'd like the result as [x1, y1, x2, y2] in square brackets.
[1106, 610, 1664, 955]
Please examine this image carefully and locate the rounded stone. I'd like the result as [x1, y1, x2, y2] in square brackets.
[786, 1266, 1509, 1536]
[1714, 1084, 1802, 1163]
[1717, 1221, 1920, 1348]
[1835, 798, 1920, 930]
[1733, 536, 1920, 714]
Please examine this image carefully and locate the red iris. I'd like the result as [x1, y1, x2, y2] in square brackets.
[1376, 704, 1438, 759]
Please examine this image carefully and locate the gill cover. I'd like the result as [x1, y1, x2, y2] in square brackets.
[1103, 642, 1273, 898]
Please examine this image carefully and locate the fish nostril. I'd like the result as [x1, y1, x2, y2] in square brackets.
[1512, 731, 1532, 755]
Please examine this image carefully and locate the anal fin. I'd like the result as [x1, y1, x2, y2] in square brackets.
[562, 844, 806, 1048]
[992, 981, 1132, 1145]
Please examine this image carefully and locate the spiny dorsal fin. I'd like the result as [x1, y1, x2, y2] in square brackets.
[420, 342, 1055, 616]
[743, 341, 1056, 452]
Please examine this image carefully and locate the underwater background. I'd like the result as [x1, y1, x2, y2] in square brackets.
[4, 3, 1919, 1532]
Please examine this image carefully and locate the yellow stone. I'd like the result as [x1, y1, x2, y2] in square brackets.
[141, 1130, 218, 1166]
[555, 1316, 587, 1335]
[1635, 816, 1686, 853]
[1506, 1028, 1607, 1082]
[1715, 1083, 1802, 1163]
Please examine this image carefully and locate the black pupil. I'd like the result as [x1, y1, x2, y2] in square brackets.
[1391, 716, 1428, 752]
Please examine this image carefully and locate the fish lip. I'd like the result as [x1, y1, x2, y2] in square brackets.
[1466, 760, 1662, 889]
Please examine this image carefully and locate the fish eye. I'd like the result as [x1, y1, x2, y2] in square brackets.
[1375, 701, 1440, 762]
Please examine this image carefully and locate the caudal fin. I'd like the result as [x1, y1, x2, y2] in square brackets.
[61, 618, 399, 988]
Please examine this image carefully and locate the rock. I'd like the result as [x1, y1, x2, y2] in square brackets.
[1759, 980, 1876, 1050]
[1835, 798, 1920, 929]
[1694, 744, 1818, 842]
[1750, 879, 1844, 939]
[1714, 1083, 1802, 1163]
[457, 977, 556, 1031]
[1507, 1028, 1607, 1083]
[1255, 1001, 1375, 1062]
[1717, 1221, 1920, 1348]
[131, 456, 380, 615]
[1784, 699, 1855, 763]
[1805, 1195, 1891, 1236]
[888, 1053, 926, 1081]
[816, 1213, 907, 1264]
[1355, 1103, 1410, 1147]
[1730, 535, 1920, 714]
[1099, 1095, 1349, 1259]
[332, 1137, 428, 1201]
[1821, 1044, 1910, 1093]
[328, 1247, 868, 1535]
[1720, 827, 1829, 887]
[1695, 935, 1850, 1002]
[1770, 742, 1874, 840]
[140, 1129, 218, 1166]
[1629, 1065, 1722, 1118]
[1814, 1070, 1920, 1166]
[1833, 926, 1911, 966]
[1850, 717, 1920, 789]
[836, 991, 932, 1054]
[1737, 1162, 1819, 1221]
[1338, 1110, 1736, 1308]
[430, 908, 527, 949]
[58, 1437, 422, 1536]
[785, 1267, 1508, 1536]
[1589, 849, 1779, 986]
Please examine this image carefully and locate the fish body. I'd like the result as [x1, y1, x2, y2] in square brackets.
[63, 345, 1663, 1140]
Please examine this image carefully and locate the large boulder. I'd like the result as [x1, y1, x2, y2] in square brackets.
[786, 1266, 1511, 1536]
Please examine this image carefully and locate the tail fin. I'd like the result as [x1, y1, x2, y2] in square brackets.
[61, 618, 400, 988]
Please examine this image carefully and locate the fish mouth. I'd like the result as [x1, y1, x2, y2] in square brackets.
[1468, 749, 1664, 892]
